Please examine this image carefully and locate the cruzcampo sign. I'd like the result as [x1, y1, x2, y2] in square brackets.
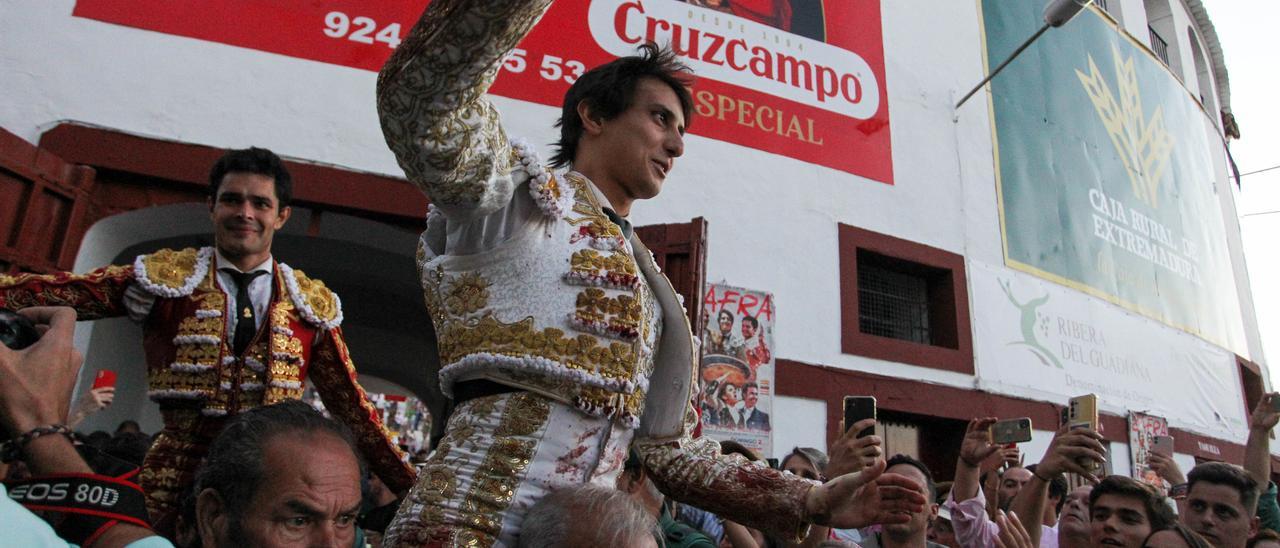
[980, 2, 1246, 354]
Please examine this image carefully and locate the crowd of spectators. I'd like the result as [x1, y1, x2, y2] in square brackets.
[5, 305, 1280, 548]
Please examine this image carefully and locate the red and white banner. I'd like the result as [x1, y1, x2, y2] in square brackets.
[73, 0, 892, 182]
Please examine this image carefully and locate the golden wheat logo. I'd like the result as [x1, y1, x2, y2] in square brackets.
[1075, 45, 1174, 209]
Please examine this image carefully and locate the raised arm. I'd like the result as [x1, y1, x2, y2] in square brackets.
[1009, 425, 1105, 547]
[308, 327, 416, 494]
[0, 265, 134, 320]
[636, 403, 925, 541]
[1245, 393, 1280, 533]
[376, 0, 553, 220]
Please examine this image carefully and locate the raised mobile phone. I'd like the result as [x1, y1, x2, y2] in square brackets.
[1270, 394, 1280, 413]
[1068, 394, 1101, 472]
[1151, 435, 1174, 457]
[766, 457, 779, 469]
[843, 396, 877, 438]
[92, 369, 118, 390]
[1067, 394, 1099, 430]
[991, 417, 1033, 444]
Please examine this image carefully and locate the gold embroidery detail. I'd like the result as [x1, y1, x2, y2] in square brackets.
[564, 174, 626, 243]
[444, 272, 492, 316]
[569, 249, 638, 277]
[438, 315, 637, 380]
[574, 288, 642, 339]
[291, 269, 340, 322]
[456, 394, 549, 541]
[141, 248, 201, 290]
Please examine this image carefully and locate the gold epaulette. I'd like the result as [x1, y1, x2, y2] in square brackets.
[279, 263, 344, 330]
[133, 248, 213, 298]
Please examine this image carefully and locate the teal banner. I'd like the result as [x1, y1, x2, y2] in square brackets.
[981, 3, 1245, 352]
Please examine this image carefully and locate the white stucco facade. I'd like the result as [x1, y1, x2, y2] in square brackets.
[0, 0, 1263, 461]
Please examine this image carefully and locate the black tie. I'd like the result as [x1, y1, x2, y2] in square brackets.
[222, 269, 268, 355]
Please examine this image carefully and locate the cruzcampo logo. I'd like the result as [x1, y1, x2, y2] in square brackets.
[1076, 45, 1174, 209]
[1000, 279, 1064, 369]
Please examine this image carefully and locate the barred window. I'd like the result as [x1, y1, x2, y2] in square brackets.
[858, 262, 931, 344]
[839, 224, 972, 374]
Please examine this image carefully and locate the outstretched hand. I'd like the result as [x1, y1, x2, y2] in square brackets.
[1146, 452, 1185, 486]
[959, 417, 1002, 470]
[1250, 393, 1280, 433]
[806, 458, 928, 529]
[826, 418, 882, 478]
[994, 510, 1034, 548]
[1038, 424, 1107, 483]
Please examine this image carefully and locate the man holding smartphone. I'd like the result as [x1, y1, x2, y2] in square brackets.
[946, 417, 1106, 548]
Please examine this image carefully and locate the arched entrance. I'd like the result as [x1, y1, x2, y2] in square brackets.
[2, 123, 438, 432]
[67, 201, 436, 433]
[2, 122, 708, 436]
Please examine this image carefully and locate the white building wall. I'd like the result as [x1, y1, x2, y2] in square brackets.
[0, 1, 1262, 444]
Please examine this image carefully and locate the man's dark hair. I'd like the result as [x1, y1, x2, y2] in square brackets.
[1027, 463, 1069, 514]
[551, 43, 694, 168]
[191, 400, 364, 533]
[887, 454, 936, 500]
[103, 432, 153, 467]
[208, 146, 293, 209]
[718, 309, 734, 322]
[115, 420, 142, 434]
[1149, 522, 1214, 548]
[82, 430, 111, 449]
[1188, 461, 1260, 513]
[1089, 475, 1175, 531]
[719, 440, 761, 462]
[743, 315, 760, 329]
[743, 382, 759, 395]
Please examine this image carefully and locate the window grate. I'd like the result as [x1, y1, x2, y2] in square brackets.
[857, 263, 931, 344]
[1149, 26, 1170, 66]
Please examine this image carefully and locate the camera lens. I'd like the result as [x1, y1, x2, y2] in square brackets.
[0, 309, 39, 350]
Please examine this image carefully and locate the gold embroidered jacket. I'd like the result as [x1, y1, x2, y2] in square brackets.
[0, 248, 415, 494]
[379, 0, 813, 538]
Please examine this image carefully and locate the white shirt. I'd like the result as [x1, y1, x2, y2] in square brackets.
[124, 250, 274, 336]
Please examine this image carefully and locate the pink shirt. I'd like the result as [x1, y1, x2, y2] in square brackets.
[942, 486, 1058, 548]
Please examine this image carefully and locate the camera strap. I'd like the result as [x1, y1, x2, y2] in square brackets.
[6, 473, 152, 546]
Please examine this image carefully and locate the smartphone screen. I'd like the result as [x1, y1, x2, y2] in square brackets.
[843, 396, 877, 437]
[92, 369, 117, 390]
[991, 417, 1033, 444]
[1151, 435, 1174, 457]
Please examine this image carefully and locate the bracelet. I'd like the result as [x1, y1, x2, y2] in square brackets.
[1032, 469, 1054, 483]
[959, 456, 983, 468]
[0, 424, 73, 463]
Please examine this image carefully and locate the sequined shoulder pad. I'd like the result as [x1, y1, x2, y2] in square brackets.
[278, 263, 344, 330]
[510, 137, 568, 218]
[133, 247, 213, 298]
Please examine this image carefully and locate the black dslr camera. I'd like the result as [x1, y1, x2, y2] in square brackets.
[0, 309, 39, 350]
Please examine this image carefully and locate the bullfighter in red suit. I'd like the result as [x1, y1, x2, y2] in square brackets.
[0, 147, 414, 534]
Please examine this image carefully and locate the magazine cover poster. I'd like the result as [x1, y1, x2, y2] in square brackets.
[699, 283, 775, 457]
[1128, 412, 1171, 493]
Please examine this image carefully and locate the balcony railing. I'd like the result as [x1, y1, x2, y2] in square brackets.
[1149, 26, 1170, 65]
[1095, 0, 1108, 12]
